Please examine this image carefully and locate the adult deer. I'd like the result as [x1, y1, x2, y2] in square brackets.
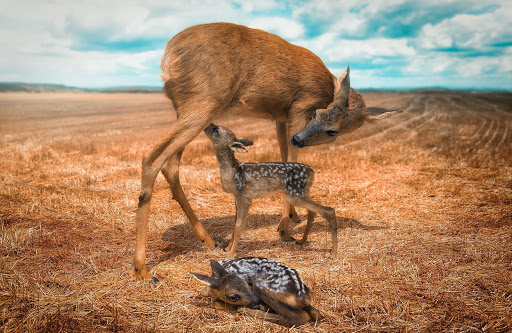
[130, 22, 401, 281]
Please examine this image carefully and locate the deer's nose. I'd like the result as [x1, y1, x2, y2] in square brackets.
[291, 135, 304, 148]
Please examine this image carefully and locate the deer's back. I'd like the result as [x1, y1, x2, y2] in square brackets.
[161, 23, 334, 119]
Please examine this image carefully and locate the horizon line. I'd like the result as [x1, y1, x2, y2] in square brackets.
[0, 81, 510, 93]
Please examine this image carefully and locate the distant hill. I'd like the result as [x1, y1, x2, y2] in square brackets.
[0, 82, 163, 93]
[1, 82, 508, 94]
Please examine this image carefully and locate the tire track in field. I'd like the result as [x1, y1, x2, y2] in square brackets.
[403, 95, 445, 140]
[453, 94, 509, 153]
[344, 95, 439, 147]
[464, 96, 503, 149]
[487, 104, 512, 154]
[445, 95, 491, 146]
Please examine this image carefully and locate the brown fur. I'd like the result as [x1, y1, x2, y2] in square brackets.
[130, 23, 398, 281]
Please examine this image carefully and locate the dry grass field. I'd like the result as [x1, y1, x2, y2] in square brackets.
[1, 91, 511, 332]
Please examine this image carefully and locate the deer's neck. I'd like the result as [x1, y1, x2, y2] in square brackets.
[214, 147, 241, 193]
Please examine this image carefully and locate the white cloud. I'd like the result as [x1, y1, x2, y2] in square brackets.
[234, 0, 281, 12]
[418, 5, 512, 50]
[296, 33, 415, 63]
[249, 17, 304, 39]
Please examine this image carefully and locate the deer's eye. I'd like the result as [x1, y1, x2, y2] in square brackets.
[229, 295, 240, 302]
[312, 111, 317, 120]
[213, 127, 219, 135]
[326, 130, 338, 137]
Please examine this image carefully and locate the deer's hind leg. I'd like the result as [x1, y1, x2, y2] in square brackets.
[161, 149, 216, 248]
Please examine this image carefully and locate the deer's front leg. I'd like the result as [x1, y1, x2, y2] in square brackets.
[226, 197, 251, 258]
[276, 122, 300, 242]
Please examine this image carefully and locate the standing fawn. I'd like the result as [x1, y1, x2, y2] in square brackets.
[204, 123, 337, 257]
[191, 257, 321, 327]
[131, 22, 401, 281]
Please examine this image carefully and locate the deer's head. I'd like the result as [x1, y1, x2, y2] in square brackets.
[291, 67, 402, 148]
[191, 260, 261, 308]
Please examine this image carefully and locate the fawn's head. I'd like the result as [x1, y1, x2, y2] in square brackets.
[191, 260, 261, 308]
[291, 66, 402, 148]
[204, 123, 253, 153]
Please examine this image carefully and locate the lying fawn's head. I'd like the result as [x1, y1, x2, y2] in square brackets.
[191, 260, 261, 308]
[204, 123, 253, 153]
[291, 66, 402, 148]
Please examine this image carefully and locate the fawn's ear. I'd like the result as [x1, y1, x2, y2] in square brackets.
[190, 272, 220, 289]
[230, 142, 248, 153]
[236, 138, 253, 147]
[210, 260, 229, 278]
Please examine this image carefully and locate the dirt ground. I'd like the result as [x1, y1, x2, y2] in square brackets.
[0, 91, 511, 332]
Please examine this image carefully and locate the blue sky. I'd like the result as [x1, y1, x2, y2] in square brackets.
[0, 0, 511, 90]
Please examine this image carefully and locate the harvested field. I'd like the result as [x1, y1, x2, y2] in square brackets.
[0, 91, 511, 332]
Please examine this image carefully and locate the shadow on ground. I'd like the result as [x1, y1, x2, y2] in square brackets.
[153, 214, 387, 264]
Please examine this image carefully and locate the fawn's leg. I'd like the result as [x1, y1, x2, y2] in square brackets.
[130, 112, 215, 281]
[288, 196, 338, 256]
[244, 284, 311, 327]
[276, 121, 299, 242]
[225, 197, 251, 258]
[304, 305, 322, 322]
[296, 210, 316, 245]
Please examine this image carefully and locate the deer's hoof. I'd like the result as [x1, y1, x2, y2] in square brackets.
[279, 229, 296, 242]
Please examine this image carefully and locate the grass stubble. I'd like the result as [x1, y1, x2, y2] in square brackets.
[0, 91, 511, 332]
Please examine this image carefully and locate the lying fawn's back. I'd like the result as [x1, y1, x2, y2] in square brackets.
[219, 257, 310, 301]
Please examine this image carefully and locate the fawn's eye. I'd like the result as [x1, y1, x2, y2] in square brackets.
[213, 127, 219, 135]
[312, 111, 317, 120]
[229, 295, 240, 302]
[326, 130, 338, 137]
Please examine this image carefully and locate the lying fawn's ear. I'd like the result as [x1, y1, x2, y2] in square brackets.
[210, 260, 229, 278]
[190, 272, 220, 289]
[230, 142, 248, 153]
[236, 138, 253, 147]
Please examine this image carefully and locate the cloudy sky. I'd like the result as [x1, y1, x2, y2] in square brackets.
[1, 0, 511, 90]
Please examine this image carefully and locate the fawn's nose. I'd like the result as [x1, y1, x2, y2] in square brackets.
[250, 298, 261, 308]
[291, 135, 304, 148]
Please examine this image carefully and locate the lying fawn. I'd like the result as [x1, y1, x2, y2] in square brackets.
[191, 257, 321, 327]
[204, 124, 337, 257]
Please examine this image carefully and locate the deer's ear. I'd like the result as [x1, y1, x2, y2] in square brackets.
[236, 138, 253, 147]
[230, 142, 248, 153]
[333, 66, 350, 107]
[362, 107, 403, 123]
[210, 260, 229, 278]
[190, 272, 220, 289]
